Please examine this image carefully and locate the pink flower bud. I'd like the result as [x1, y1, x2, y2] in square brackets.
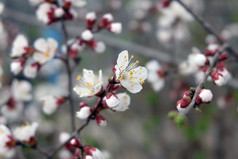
[81, 30, 94, 41]
[84, 146, 105, 159]
[79, 102, 88, 108]
[70, 138, 81, 147]
[86, 12, 96, 29]
[176, 97, 191, 115]
[54, 8, 64, 18]
[211, 71, 224, 86]
[107, 22, 122, 34]
[99, 13, 114, 28]
[193, 54, 207, 66]
[219, 53, 228, 61]
[196, 89, 213, 104]
[205, 44, 219, 56]
[76, 106, 91, 120]
[10, 58, 25, 75]
[96, 115, 107, 127]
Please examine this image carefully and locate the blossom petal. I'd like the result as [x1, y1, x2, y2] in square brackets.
[116, 50, 129, 71]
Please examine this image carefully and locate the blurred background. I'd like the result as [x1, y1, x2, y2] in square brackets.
[1, 0, 238, 159]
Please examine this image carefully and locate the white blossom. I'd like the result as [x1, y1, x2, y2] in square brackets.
[36, 3, 55, 24]
[10, 59, 25, 75]
[54, 8, 65, 18]
[94, 41, 106, 53]
[102, 13, 114, 22]
[13, 122, 38, 142]
[85, 147, 105, 159]
[41, 95, 64, 115]
[115, 50, 148, 93]
[23, 62, 40, 78]
[108, 23, 122, 34]
[0, 125, 15, 158]
[193, 54, 207, 66]
[0, 2, 4, 15]
[105, 93, 120, 108]
[11, 34, 29, 58]
[198, 89, 213, 103]
[76, 106, 91, 120]
[86, 12, 96, 21]
[112, 93, 130, 112]
[11, 79, 32, 101]
[65, 0, 87, 7]
[1, 102, 23, 120]
[33, 38, 58, 64]
[81, 30, 94, 41]
[146, 60, 165, 92]
[73, 69, 103, 97]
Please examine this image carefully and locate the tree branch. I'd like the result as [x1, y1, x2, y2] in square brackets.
[175, 0, 238, 60]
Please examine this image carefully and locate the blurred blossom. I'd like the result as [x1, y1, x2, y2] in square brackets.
[11, 79, 32, 102]
[1, 99, 23, 121]
[146, 60, 165, 92]
[13, 122, 38, 146]
[0, 125, 16, 158]
[0, 21, 8, 50]
[33, 38, 58, 64]
[73, 69, 103, 98]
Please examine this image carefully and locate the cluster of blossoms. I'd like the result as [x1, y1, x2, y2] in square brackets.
[176, 88, 213, 115]
[179, 45, 231, 86]
[33, 0, 87, 24]
[1, 79, 32, 121]
[63, 12, 122, 61]
[74, 50, 148, 127]
[10, 34, 58, 78]
[0, 122, 38, 158]
[156, 0, 203, 45]
[57, 51, 147, 158]
[58, 132, 106, 159]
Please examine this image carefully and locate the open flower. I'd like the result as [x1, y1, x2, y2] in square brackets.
[1, 96, 23, 120]
[41, 95, 66, 115]
[146, 60, 165, 92]
[0, 125, 16, 158]
[11, 34, 31, 58]
[112, 93, 130, 112]
[114, 50, 148, 93]
[13, 122, 38, 146]
[33, 38, 58, 64]
[73, 69, 103, 97]
[23, 62, 41, 78]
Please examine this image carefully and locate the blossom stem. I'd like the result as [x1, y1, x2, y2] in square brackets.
[174, 0, 238, 60]
[48, 81, 114, 158]
[184, 44, 228, 115]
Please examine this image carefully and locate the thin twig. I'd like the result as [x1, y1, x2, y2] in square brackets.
[60, 20, 76, 132]
[175, 0, 238, 60]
